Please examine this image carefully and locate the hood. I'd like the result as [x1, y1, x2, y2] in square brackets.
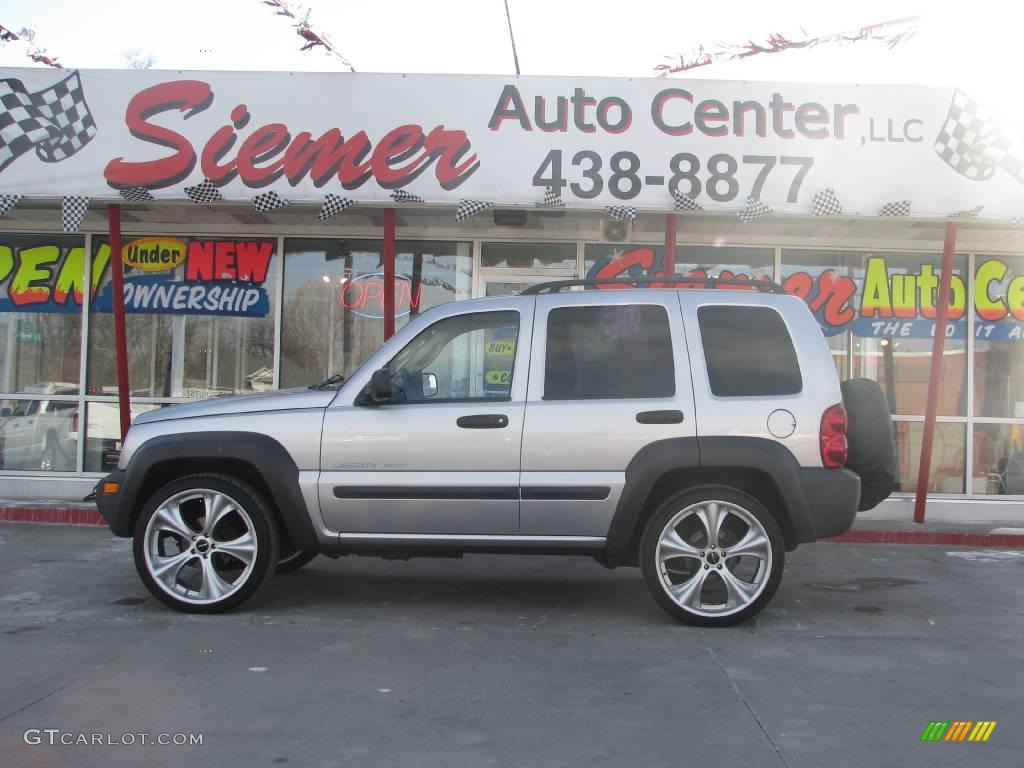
[133, 387, 337, 424]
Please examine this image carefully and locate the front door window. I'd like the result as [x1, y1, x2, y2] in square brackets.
[385, 311, 519, 402]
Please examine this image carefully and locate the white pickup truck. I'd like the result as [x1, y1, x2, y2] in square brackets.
[0, 383, 79, 471]
[0, 383, 146, 472]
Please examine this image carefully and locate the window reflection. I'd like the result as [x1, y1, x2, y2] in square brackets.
[280, 239, 472, 388]
[973, 423, 1024, 495]
[894, 422, 965, 493]
[0, 235, 84, 394]
[88, 236, 277, 398]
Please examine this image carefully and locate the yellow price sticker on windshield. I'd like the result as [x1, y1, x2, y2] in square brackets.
[485, 370, 512, 385]
[485, 341, 516, 356]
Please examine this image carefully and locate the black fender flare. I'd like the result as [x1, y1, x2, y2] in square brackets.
[104, 431, 318, 551]
[604, 436, 819, 561]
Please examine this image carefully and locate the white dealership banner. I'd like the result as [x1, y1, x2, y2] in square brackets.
[1, 67, 1023, 219]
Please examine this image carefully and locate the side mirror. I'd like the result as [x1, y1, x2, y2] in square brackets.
[360, 367, 392, 405]
[421, 373, 438, 398]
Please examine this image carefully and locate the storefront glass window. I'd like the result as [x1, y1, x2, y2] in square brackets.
[781, 250, 967, 416]
[894, 422, 966, 494]
[973, 423, 1024, 495]
[0, 393, 78, 471]
[87, 236, 277, 398]
[780, 250, 857, 380]
[481, 242, 576, 270]
[280, 239, 471, 388]
[973, 255, 1024, 418]
[584, 244, 772, 280]
[83, 402, 163, 472]
[0, 234, 84, 394]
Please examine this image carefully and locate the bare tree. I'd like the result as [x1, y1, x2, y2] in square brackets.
[123, 49, 155, 70]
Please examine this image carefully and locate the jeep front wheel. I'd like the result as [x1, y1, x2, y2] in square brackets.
[640, 487, 784, 627]
[276, 547, 317, 573]
[133, 474, 279, 613]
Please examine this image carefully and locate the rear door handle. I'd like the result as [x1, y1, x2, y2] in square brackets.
[636, 410, 685, 424]
[457, 414, 509, 429]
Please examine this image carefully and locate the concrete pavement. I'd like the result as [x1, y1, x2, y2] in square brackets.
[0, 522, 1021, 768]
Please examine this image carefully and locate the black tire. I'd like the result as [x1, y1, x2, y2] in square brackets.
[841, 378, 896, 510]
[640, 486, 785, 627]
[276, 547, 318, 573]
[133, 473, 279, 614]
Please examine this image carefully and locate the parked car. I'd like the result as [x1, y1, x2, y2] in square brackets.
[97, 277, 895, 625]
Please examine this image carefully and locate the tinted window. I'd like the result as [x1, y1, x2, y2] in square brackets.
[545, 305, 674, 399]
[698, 306, 801, 396]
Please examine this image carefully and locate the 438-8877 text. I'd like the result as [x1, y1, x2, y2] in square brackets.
[532, 150, 814, 203]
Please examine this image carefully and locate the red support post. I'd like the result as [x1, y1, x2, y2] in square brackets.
[913, 221, 958, 523]
[383, 208, 396, 340]
[107, 204, 132, 441]
[663, 214, 677, 277]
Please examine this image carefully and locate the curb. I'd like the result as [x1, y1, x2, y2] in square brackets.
[824, 529, 1024, 548]
[0, 506, 105, 526]
[2, 505, 1023, 548]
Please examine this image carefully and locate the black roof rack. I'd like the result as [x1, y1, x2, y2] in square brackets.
[520, 276, 787, 295]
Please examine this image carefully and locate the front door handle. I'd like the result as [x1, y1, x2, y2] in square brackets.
[457, 414, 509, 429]
[636, 410, 685, 424]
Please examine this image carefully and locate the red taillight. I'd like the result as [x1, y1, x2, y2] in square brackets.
[820, 404, 848, 468]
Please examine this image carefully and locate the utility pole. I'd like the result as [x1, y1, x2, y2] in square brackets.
[503, 0, 521, 75]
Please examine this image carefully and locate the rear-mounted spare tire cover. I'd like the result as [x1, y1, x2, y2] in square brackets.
[841, 378, 896, 510]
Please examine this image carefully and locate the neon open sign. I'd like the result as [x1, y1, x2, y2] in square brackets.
[339, 272, 422, 319]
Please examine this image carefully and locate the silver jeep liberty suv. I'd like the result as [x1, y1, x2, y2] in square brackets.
[97, 276, 893, 627]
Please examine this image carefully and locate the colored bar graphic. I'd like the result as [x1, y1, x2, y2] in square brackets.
[921, 722, 949, 741]
[968, 722, 997, 742]
[921, 720, 996, 742]
[944, 721, 972, 741]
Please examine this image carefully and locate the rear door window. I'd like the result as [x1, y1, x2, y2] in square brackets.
[544, 305, 675, 399]
[698, 305, 801, 396]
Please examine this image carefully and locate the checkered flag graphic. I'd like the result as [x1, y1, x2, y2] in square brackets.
[738, 197, 772, 223]
[0, 71, 98, 173]
[671, 189, 702, 211]
[318, 194, 354, 221]
[390, 189, 424, 203]
[0, 193, 22, 216]
[934, 89, 1024, 185]
[61, 195, 89, 232]
[949, 205, 984, 221]
[536, 186, 565, 207]
[607, 205, 636, 223]
[811, 188, 842, 216]
[880, 200, 911, 217]
[118, 187, 155, 203]
[252, 191, 290, 213]
[455, 199, 492, 223]
[184, 179, 223, 204]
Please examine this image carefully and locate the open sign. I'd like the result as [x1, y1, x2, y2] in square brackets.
[339, 272, 421, 319]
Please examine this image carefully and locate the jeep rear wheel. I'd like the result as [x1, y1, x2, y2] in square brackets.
[640, 486, 784, 627]
[133, 474, 279, 613]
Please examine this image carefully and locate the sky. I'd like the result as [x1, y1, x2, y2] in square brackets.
[0, 0, 1020, 125]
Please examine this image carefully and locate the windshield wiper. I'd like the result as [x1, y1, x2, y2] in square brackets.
[310, 373, 346, 390]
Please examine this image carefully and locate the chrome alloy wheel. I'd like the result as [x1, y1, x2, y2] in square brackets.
[143, 489, 258, 606]
[655, 499, 772, 618]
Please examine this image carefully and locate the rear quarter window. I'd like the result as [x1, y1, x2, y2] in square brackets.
[698, 305, 802, 397]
